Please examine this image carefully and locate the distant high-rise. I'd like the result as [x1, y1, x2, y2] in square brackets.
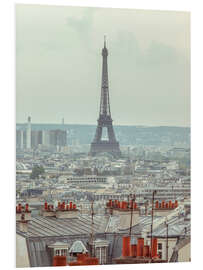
[16, 129, 24, 149]
[31, 130, 42, 148]
[89, 37, 121, 158]
[16, 118, 67, 150]
[26, 116, 31, 149]
[42, 130, 50, 146]
[49, 130, 67, 147]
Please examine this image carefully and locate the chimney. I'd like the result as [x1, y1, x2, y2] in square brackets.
[41, 202, 55, 217]
[174, 200, 178, 208]
[106, 200, 140, 230]
[151, 238, 158, 258]
[53, 256, 67, 266]
[154, 200, 179, 217]
[155, 201, 159, 209]
[137, 238, 144, 257]
[56, 202, 79, 219]
[16, 203, 32, 221]
[122, 236, 131, 257]
[17, 213, 29, 233]
[130, 244, 137, 257]
[143, 245, 150, 257]
[69, 253, 99, 266]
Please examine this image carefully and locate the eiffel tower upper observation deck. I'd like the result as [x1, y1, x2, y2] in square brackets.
[89, 37, 121, 158]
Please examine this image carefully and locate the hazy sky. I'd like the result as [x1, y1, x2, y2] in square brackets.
[16, 4, 190, 126]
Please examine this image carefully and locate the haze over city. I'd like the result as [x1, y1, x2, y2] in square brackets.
[15, 4, 191, 268]
[16, 5, 190, 127]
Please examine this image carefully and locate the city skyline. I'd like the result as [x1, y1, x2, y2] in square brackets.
[16, 5, 190, 127]
[15, 4, 191, 268]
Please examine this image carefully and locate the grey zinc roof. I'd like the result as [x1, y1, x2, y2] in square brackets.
[149, 216, 191, 238]
[118, 215, 190, 238]
[17, 214, 109, 237]
[119, 216, 163, 235]
[24, 232, 124, 267]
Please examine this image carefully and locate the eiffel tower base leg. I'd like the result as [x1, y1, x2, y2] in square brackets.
[89, 141, 121, 158]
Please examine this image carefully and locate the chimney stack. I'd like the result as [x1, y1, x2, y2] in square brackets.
[18, 213, 29, 233]
[122, 236, 131, 257]
[154, 200, 179, 216]
[130, 245, 137, 257]
[137, 238, 144, 257]
[16, 203, 32, 221]
[106, 199, 140, 230]
[151, 238, 158, 258]
[55, 201, 79, 219]
[41, 202, 55, 217]
[16, 204, 32, 233]
[53, 256, 67, 266]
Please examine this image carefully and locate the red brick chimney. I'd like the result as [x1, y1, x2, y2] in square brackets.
[16, 203, 33, 234]
[122, 236, 131, 257]
[56, 201, 79, 219]
[53, 256, 67, 266]
[137, 238, 144, 257]
[151, 238, 158, 258]
[16, 203, 32, 222]
[106, 199, 140, 230]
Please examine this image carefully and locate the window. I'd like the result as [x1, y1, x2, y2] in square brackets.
[56, 250, 60, 256]
[158, 243, 162, 250]
[55, 249, 67, 256]
[61, 249, 67, 256]
[95, 247, 107, 265]
[158, 252, 162, 259]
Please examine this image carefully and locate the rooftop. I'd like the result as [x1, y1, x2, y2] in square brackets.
[16, 214, 109, 238]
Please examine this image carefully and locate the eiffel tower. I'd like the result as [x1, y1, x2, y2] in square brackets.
[89, 37, 121, 158]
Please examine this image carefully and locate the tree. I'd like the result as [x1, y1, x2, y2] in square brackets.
[30, 165, 45, 179]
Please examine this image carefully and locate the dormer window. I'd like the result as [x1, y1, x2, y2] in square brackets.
[55, 249, 67, 256]
[48, 241, 69, 264]
[68, 240, 88, 262]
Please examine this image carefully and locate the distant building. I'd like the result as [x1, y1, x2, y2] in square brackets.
[42, 130, 50, 146]
[31, 130, 42, 148]
[16, 126, 67, 150]
[16, 129, 24, 149]
[49, 129, 67, 147]
[26, 116, 31, 149]
[66, 175, 107, 185]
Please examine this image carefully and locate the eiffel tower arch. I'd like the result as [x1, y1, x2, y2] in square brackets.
[89, 37, 121, 158]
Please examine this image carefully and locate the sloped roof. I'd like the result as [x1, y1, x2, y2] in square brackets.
[48, 241, 69, 248]
[16, 214, 109, 237]
[149, 216, 191, 238]
[170, 237, 190, 262]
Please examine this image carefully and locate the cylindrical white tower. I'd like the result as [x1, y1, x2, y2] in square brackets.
[26, 116, 31, 149]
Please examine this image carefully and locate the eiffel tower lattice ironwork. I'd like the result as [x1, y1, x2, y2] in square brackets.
[89, 37, 121, 158]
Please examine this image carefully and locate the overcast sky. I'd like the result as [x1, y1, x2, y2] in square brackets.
[16, 4, 190, 126]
